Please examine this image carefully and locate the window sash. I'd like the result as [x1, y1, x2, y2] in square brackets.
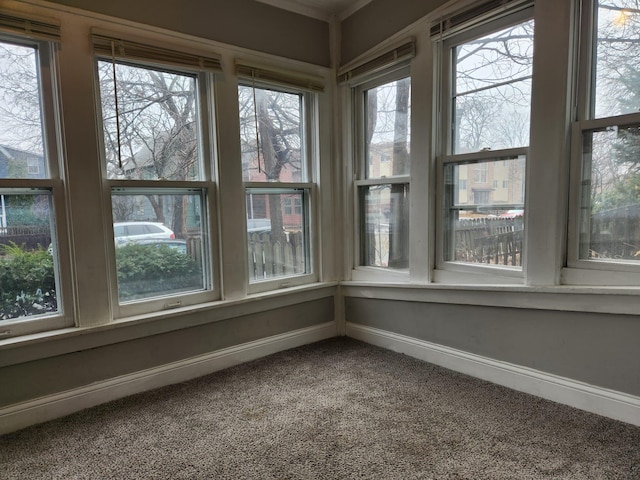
[352, 66, 411, 273]
[357, 182, 410, 269]
[238, 85, 311, 184]
[439, 151, 526, 270]
[0, 33, 73, 338]
[109, 186, 216, 317]
[567, 1, 640, 279]
[440, 9, 534, 157]
[568, 115, 640, 273]
[94, 51, 219, 315]
[245, 186, 314, 289]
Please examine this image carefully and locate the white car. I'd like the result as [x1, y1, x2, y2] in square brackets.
[113, 221, 175, 245]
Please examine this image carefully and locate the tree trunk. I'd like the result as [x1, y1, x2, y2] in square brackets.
[256, 90, 286, 243]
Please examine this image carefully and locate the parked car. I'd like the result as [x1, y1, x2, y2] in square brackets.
[247, 218, 271, 233]
[113, 221, 175, 245]
[500, 209, 524, 219]
[132, 238, 187, 254]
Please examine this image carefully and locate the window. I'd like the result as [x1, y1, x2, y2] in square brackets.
[95, 36, 218, 314]
[436, 6, 533, 273]
[355, 72, 411, 270]
[0, 28, 72, 337]
[237, 71, 318, 290]
[569, 0, 640, 280]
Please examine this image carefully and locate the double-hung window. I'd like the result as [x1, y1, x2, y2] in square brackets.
[346, 44, 413, 275]
[435, 4, 534, 278]
[0, 16, 72, 338]
[237, 64, 321, 292]
[567, 0, 640, 284]
[94, 34, 220, 316]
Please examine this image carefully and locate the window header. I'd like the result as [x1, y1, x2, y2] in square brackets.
[338, 41, 415, 86]
[92, 33, 222, 72]
[236, 62, 324, 93]
[0, 12, 60, 41]
[430, 0, 532, 38]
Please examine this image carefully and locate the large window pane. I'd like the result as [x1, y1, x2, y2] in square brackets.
[238, 85, 305, 182]
[594, 1, 640, 118]
[112, 191, 207, 302]
[360, 183, 409, 268]
[98, 61, 201, 181]
[580, 126, 640, 261]
[364, 78, 411, 178]
[444, 156, 525, 266]
[246, 190, 309, 281]
[0, 41, 48, 178]
[453, 20, 534, 153]
[0, 191, 59, 320]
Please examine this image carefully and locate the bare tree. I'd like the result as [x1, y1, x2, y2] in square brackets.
[98, 61, 199, 237]
[0, 43, 45, 155]
[238, 85, 303, 242]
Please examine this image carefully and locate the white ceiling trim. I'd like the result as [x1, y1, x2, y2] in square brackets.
[255, 0, 372, 21]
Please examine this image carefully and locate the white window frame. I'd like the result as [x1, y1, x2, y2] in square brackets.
[0, 33, 74, 338]
[565, 0, 640, 286]
[433, 5, 534, 284]
[93, 50, 220, 318]
[238, 80, 319, 294]
[351, 66, 412, 281]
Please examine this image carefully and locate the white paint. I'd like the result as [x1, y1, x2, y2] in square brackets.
[341, 282, 640, 316]
[346, 322, 640, 427]
[0, 321, 337, 435]
[255, 0, 372, 21]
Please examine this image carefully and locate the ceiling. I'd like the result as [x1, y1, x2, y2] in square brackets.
[255, 0, 372, 21]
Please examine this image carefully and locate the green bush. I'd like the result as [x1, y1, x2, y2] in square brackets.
[0, 243, 57, 320]
[116, 243, 202, 301]
[0, 242, 203, 317]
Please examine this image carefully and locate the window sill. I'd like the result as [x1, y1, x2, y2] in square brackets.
[340, 281, 640, 316]
[0, 281, 338, 366]
[351, 267, 409, 282]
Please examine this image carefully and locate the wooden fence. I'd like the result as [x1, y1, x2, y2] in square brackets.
[590, 204, 640, 259]
[454, 217, 523, 266]
[248, 231, 305, 280]
[0, 226, 51, 252]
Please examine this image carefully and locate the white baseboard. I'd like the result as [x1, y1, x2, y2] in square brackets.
[0, 321, 337, 435]
[346, 322, 640, 427]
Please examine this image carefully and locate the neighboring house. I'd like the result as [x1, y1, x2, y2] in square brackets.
[0, 145, 46, 229]
[243, 149, 304, 232]
[0, 144, 45, 180]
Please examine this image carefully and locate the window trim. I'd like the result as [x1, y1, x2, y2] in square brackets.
[92, 54, 221, 318]
[433, 6, 534, 282]
[351, 66, 412, 276]
[565, 0, 640, 284]
[237, 81, 319, 294]
[0, 34, 74, 338]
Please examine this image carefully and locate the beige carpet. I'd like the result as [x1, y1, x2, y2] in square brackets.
[1, 337, 639, 479]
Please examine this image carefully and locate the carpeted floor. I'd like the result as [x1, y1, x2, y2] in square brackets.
[1, 337, 639, 479]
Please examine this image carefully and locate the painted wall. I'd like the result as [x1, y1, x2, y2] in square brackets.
[340, 0, 448, 65]
[345, 297, 640, 397]
[42, 0, 330, 66]
[1, 296, 334, 407]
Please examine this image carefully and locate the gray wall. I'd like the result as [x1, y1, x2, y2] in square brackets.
[345, 297, 640, 397]
[340, 0, 448, 65]
[46, 0, 330, 66]
[1, 297, 334, 407]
